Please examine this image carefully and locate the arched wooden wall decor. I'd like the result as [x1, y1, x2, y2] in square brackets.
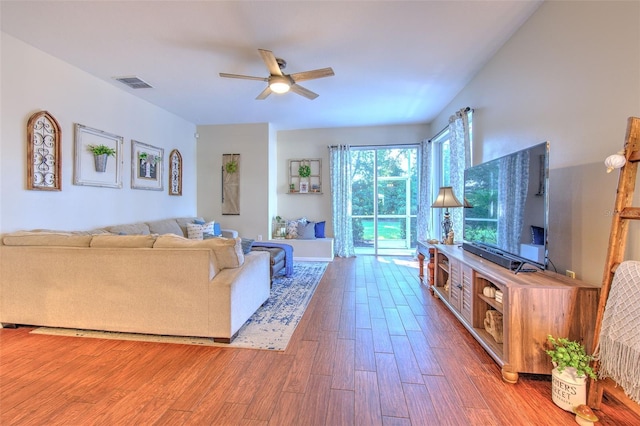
[169, 149, 182, 196]
[27, 111, 62, 190]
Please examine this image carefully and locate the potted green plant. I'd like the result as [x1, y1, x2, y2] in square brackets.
[138, 152, 161, 178]
[138, 152, 161, 163]
[87, 144, 116, 172]
[545, 335, 596, 412]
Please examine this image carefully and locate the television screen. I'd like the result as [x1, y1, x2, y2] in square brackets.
[463, 142, 549, 269]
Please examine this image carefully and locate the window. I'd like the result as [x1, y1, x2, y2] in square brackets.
[351, 145, 418, 255]
[429, 110, 473, 241]
[430, 132, 450, 240]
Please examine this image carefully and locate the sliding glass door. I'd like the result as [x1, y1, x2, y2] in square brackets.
[351, 146, 418, 255]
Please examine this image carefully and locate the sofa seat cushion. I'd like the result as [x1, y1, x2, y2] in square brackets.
[147, 219, 183, 236]
[153, 234, 244, 269]
[90, 234, 156, 248]
[2, 231, 92, 247]
[106, 222, 151, 235]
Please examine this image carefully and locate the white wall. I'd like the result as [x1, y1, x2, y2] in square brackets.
[196, 123, 272, 241]
[0, 33, 198, 233]
[430, 1, 640, 284]
[276, 124, 430, 238]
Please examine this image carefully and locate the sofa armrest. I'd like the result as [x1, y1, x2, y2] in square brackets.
[221, 229, 238, 239]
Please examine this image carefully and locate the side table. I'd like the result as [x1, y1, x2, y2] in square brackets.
[416, 240, 436, 295]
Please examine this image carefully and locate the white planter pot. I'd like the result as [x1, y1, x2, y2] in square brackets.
[551, 366, 587, 412]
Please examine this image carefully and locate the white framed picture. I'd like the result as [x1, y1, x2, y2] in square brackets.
[74, 123, 123, 189]
[299, 181, 309, 193]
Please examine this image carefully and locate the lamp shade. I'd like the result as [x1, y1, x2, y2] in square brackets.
[432, 186, 463, 208]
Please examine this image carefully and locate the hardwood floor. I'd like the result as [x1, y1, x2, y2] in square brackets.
[1, 256, 638, 425]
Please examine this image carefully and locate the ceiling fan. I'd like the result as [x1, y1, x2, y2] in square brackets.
[219, 49, 334, 100]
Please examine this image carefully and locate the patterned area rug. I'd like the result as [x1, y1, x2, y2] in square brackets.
[31, 262, 328, 351]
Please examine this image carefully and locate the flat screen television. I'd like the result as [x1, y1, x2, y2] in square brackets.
[462, 142, 549, 271]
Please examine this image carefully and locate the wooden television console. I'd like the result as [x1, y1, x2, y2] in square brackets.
[431, 244, 600, 384]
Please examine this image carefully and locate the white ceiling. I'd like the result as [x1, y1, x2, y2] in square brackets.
[1, 1, 542, 130]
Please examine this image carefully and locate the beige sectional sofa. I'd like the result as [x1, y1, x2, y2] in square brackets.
[0, 217, 271, 343]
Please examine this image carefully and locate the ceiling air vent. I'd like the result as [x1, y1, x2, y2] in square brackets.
[113, 76, 153, 89]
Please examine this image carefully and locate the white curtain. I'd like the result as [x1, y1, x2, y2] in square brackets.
[448, 108, 472, 240]
[329, 145, 355, 257]
[417, 139, 433, 241]
[497, 150, 529, 254]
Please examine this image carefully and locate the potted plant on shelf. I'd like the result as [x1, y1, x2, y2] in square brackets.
[87, 144, 116, 172]
[545, 335, 596, 412]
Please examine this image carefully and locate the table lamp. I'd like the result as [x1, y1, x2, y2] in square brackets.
[432, 186, 463, 243]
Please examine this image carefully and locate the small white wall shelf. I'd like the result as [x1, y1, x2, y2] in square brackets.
[288, 159, 322, 194]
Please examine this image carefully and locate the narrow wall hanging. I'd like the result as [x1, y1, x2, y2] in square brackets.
[27, 111, 62, 191]
[222, 153, 240, 215]
[74, 124, 123, 189]
[169, 149, 182, 196]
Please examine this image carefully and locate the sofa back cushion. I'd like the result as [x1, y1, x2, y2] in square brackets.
[146, 219, 183, 236]
[153, 234, 244, 269]
[2, 231, 92, 247]
[106, 222, 151, 235]
[90, 234, 156, 248]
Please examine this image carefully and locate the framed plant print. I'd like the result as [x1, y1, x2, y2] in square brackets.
[27, 111, 62, 191]
[73, 123, 123, 189]
[169, 149, 182, 196]
[131, 140, 163, 191]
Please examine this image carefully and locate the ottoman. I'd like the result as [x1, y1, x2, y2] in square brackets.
[251, 246, 286, 280]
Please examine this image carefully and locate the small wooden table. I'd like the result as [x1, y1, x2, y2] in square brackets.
[416, 240, 436, 294]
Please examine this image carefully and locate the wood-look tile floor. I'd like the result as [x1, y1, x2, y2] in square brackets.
[1, 256, 639, 425]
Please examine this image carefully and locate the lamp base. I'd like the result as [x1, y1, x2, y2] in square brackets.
[441, 210, 454, 244]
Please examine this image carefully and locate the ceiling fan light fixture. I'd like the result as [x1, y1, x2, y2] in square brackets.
[269, 76, 290, 94]
[220, 49, 333, 100]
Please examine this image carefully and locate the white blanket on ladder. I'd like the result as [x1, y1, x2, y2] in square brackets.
[597, 260, 640, 403]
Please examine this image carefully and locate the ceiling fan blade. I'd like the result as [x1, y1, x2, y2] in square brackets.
[256, 86, 272, 100]
[289, 67, 335, 83]
[258, 49, 283, 76]
[219, 73, 268, 82]
[289, 84, 319, 100]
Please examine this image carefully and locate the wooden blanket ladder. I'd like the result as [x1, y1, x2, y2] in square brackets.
[587, 116, 640, 414]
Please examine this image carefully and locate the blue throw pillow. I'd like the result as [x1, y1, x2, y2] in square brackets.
[240, 238, 254, 254]
[315, 221, 326, 238]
